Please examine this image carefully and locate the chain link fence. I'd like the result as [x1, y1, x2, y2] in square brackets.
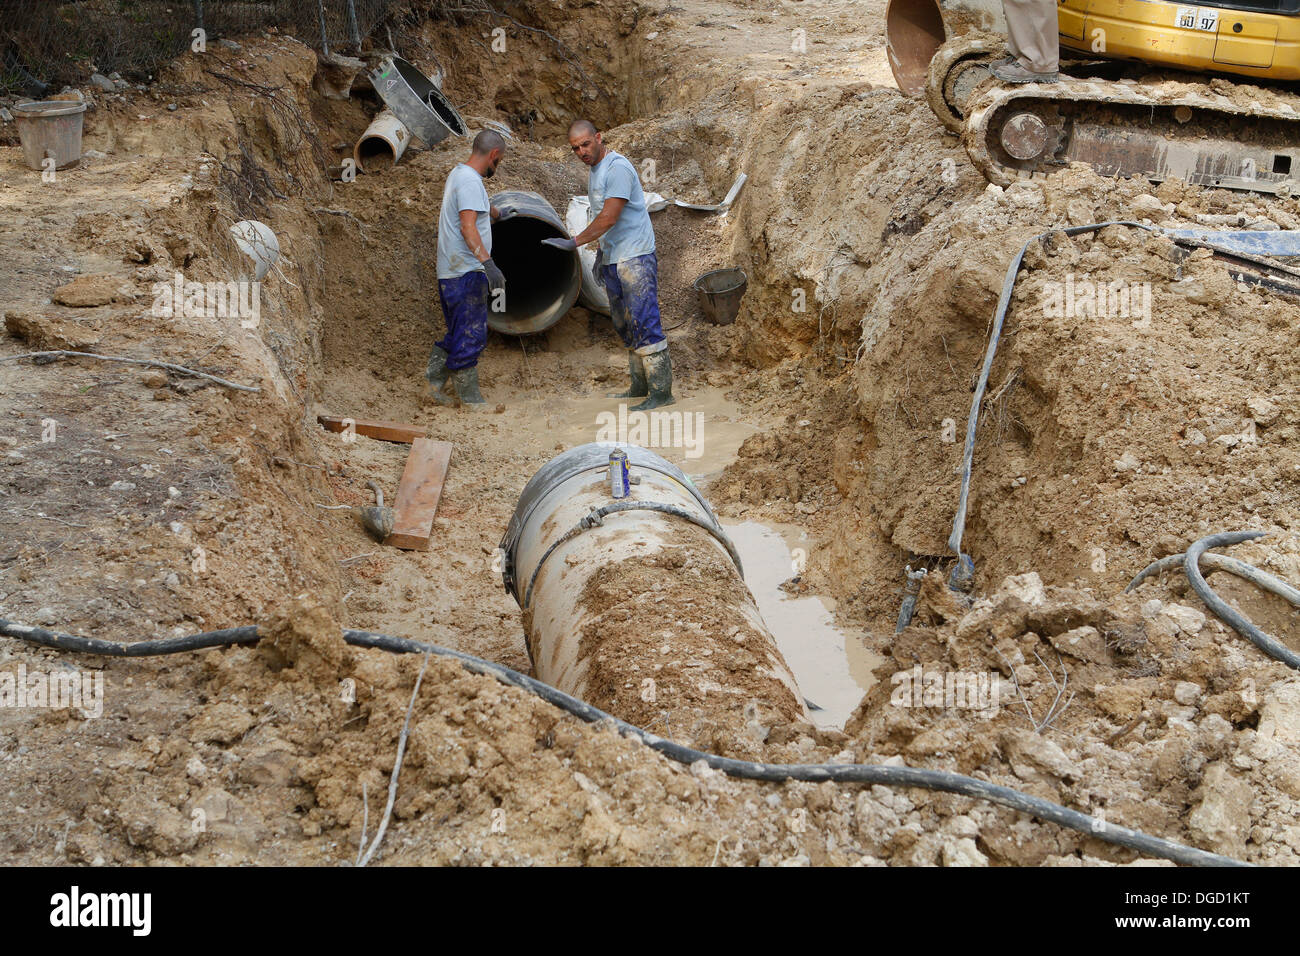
[1, 0, 402, 95]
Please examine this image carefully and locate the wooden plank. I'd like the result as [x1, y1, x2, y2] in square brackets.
[383, 438, 453, 550]
[317, 415, 425, 444]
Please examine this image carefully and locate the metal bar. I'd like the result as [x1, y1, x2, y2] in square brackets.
[346, 0, 362, 46]
[317, 0, 331, 55]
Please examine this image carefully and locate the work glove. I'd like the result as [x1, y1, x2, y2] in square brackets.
[494, 204, 517, 221]
[482, 258, 506, 293]
[540, 237, 578, 251]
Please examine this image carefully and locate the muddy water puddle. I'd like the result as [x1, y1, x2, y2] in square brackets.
[723, 520, 881, 729]
[506, 385, 760, 480]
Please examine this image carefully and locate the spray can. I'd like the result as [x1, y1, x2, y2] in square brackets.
[609, 448, 629, 499]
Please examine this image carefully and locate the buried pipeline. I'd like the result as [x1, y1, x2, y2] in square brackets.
[500, 444, 809, 751]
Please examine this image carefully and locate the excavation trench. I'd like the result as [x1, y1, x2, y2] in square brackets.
[300, 107, 843, 749]
[309, 169, 860, 743]
[295, 35, 902, 747]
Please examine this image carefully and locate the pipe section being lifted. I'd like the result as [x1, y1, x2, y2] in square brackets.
[500, 443, 809, 749]
[488, 191, 582, 335]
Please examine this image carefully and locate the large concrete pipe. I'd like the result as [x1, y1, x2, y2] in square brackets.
[500, 444, 809, 750]
[354, 109, 411, 172]
[488, 191, 582, 335]
[565, 196, 611, 315]
[885, 0, 948, 95]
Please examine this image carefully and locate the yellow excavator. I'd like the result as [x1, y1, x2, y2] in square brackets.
[886, 0, 1300, 194]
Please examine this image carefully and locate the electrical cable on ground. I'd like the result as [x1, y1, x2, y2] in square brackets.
[1128, 547, 1300, 607]
[1187, 532, 1300, 669]
[0, 617, 1248, 867]
[1127, 531, 1300, 670]
[948, 221, 1286, 591]
[0, 350, 261, 391]
[950, 222, 1159, 579]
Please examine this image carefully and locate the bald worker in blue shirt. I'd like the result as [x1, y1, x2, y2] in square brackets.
[541, 120, 673, 410]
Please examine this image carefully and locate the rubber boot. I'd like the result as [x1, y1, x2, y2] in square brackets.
[606, 351, 648, 399]
[450, 365, 490, 411]
[630, 350, 674, 411]
[424, 346, 455, 405]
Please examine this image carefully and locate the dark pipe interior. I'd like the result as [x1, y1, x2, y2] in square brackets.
[356, 136, 396, 170]
[425, 90, 467, 135]
[490, 216, 580, 332]
[389, 56, 467, 137]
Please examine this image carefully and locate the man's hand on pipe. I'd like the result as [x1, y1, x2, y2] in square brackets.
[483, 258, 507, 292]
[540, 237, 578, 251]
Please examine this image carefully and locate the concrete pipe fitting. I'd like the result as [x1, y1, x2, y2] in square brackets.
[354, 109, 411, 172]
[500, 443, 809, 744]
[488, 190, 582, 335]
[368, 56, 466, 147]
[565, 196, 611, 315]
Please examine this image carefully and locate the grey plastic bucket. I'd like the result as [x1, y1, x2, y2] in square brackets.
[14, 100, 88, 171]
[693, 268, 748, 325]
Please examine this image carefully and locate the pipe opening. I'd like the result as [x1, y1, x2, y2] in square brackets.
[425, 88, 467, 137]
[356, 135, 397, 170]
[489, 211, 581, 335]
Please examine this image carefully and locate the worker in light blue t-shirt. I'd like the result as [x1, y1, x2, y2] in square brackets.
[427, 130, 514, 409]
[540, 120, 673, 410]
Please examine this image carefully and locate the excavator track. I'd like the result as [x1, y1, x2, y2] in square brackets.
[925, 32, 1003, 134]
[961, 75, 1300, 195]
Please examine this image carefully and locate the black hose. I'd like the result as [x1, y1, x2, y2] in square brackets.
[951, 222, 1162, 565]
[1127, 551, 1300, 607]
[1182, 531, 1300, 669]
[0, 620, 262, 656]
[0, 617, 1249, 867]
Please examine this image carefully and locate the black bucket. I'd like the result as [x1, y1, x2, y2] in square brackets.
[693, 268, 748, 325]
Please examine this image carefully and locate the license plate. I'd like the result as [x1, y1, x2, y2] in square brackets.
[1176, 6, 1218, 30]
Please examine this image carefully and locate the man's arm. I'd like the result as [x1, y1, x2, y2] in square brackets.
[460, 208, 490, 262]
[571, 196, 626, 247]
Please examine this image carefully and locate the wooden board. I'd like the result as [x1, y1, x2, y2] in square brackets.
[383, 438, 453, 550]
[317, 415, 425, 444]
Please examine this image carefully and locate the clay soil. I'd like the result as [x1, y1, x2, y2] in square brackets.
[2, 0, 1300, 866]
